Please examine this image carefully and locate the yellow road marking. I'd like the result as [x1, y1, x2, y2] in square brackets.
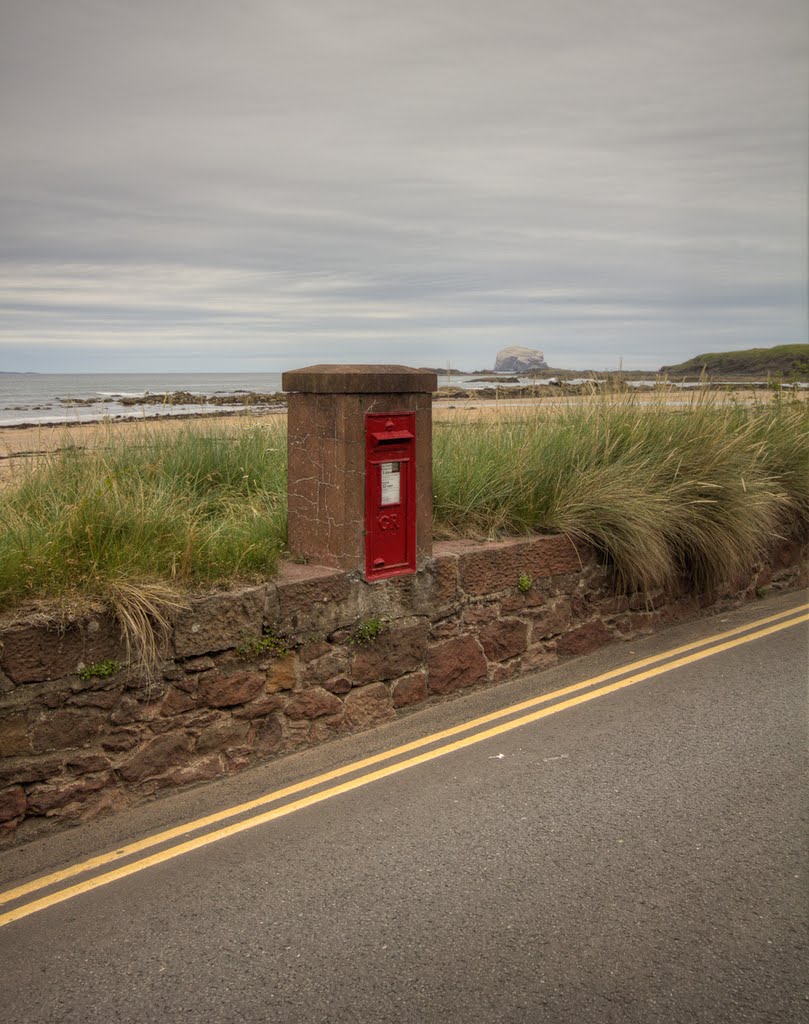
[1, 601, 806, 909]
[1, 610, 806, 929]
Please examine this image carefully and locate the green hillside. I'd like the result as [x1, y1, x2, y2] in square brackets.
[661, 344, 809, 378]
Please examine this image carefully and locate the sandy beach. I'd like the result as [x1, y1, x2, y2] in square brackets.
[0, 402, 531, 484]
[0, 389, 795, 488]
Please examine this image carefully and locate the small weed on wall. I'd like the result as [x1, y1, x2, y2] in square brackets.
[78, 659, 121, 680]
[237, 628, 290, 660]
[349, 618, 384, 645]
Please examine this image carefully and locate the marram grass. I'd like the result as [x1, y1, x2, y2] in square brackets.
[0, 392, 807, 626]
[432, 390, 809, 593]
[0, 420, 288, 616]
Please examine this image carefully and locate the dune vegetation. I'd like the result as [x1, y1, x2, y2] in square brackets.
[0, 421, 288, 637]
[0, 392, 806, 624]
[432, 390, 809, 594]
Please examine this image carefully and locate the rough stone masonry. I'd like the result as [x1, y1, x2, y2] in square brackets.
[1, 533, 805, 846]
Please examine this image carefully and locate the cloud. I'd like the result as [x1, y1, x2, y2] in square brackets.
[0, 0, 806, 371]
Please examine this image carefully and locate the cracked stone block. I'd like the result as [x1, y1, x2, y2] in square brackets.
[478, 618, 529, 662]
[284, 687, 343, 720]
[0, 786, 26, 822]
[198, 670, 265, 708]
[555, 619, 613, 656]
[0, 615, 122, 684]
[391, 671, 428, 708]
[350, 622, 428, 683]
[344, 683, 395, 728]
[31, 709, 106, 753]
[173, 586, 266, 657]
[117, 733, 194, 784]
[457, 535, 586, 596]
[427, 637, 487, 694]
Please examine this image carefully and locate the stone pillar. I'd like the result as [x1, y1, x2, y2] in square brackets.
[282, 364, 437, 575]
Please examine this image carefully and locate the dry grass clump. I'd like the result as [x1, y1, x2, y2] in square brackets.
[432, 390, 808, 593]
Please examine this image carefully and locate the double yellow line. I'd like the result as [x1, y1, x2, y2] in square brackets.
[1, 602, 806, 929]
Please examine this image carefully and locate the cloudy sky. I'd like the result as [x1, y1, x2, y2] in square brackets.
[1, 0, 806, 373]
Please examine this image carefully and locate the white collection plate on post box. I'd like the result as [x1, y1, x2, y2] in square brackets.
[380, 462, 401, 505]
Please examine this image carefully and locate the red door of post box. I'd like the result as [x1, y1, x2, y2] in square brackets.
[365, 413, 416, 581]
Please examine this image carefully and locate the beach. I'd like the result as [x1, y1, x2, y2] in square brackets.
[0, 388, 795, 488]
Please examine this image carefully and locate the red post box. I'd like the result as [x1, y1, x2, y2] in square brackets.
[365, 412, 417, 580]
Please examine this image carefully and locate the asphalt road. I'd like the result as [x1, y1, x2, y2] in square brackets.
[1, 592, 807, 1023]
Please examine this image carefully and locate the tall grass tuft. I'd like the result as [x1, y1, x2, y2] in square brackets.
[0, 421, 288, 636]
[433, 391, 808, 593]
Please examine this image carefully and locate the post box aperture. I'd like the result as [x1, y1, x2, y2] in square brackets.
[365, 413, 416, 580]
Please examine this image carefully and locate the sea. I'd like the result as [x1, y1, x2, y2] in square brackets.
[0, 371, 545, 427]
[5, 370, 787, 428]
[0, 372, 293, 427]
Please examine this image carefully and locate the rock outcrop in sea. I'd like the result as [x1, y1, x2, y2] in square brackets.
[494, 346, 548, 373]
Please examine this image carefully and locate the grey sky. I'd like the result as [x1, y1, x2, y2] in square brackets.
[1, 0, 806, 373]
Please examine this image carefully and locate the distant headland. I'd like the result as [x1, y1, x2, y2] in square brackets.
[424, 343, 809, 381]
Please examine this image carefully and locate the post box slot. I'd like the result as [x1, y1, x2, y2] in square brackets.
[371, 430, 413, 443]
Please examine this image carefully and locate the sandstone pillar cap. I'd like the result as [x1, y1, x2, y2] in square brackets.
[282, 364, 438, 394]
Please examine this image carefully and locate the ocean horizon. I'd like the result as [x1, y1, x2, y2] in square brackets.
[0, 371, 295, 426]
[4, 370, 764, 428]
[0, 369, 510, 427]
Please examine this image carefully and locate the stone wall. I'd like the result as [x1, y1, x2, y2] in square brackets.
[1, 534, 805, 845]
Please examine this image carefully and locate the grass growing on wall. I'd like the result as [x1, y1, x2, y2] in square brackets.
[432, 391, 809, 593]
[0, 393, 806, 626]
[0, 421, 288, 619]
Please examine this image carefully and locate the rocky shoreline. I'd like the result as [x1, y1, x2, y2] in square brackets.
[58, 390, 288, 409]
[58, 377, 804, 411]
[2, 378, 802, 434]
